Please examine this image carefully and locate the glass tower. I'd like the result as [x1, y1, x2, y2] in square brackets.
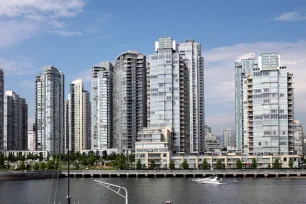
[235, 53, 294, 155]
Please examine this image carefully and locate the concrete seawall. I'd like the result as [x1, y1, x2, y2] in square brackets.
[0, 171, 59, 181]
[61, 169, 306, 179]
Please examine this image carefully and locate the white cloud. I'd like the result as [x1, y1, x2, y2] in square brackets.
[49, 30, 82, 37]
[21, 80, 35, 88]
[204, 40, 306, 132]
[0, 57, 37, 75]
[0, 0, 85, 19]
[0, 0, 85, 49]
[0, 20, 39, 49]
[275, 8, 306, 22]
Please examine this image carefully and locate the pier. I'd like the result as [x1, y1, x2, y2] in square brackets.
[61, 169, 306, 178]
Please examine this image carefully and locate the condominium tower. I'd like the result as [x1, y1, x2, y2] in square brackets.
[113, 52, 147, 153]
[235, 53, 294, 155]
[68, 79, 91, 152]
[149, 37, 205, 153]
[223, 128, 235, 148]
[35, 66, 65, 154]
[3, 91, 28, 150]
[0, 69, 3, 150]
[91, 62, 113, 150]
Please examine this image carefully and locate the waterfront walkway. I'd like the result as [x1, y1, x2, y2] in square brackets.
[61, 169, 306, 178]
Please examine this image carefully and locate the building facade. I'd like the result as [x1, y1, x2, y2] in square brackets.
[28, 130, 36, 151]
[0, 69, 4, 150]
[293, 120, 304, 156]
[178, 40, 205, 154]
[135, 127, 171, 168]
[3, 91, 28, 150]
[91, 62, 113, 151]
[223, 128, 235, 148]
[68, 79, 91, 152]
[35, 66, 65, 154]
[149, 37, 205, 154]
[113, 52, 147, 153]
[235, 53, 294, 155]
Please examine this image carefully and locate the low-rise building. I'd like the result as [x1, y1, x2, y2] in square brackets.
[135, 127, 171, 168]
[172, 154, 301, 169]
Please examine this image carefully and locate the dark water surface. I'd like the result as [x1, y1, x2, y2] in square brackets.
[1, 177, 306, 204]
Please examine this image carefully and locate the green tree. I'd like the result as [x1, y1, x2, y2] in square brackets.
[128, 154, 135, 166]
[117, 155, 126, 170]
[181, 160, 188, 169]
[169, 160, 175, 170]
[150, 160, 156, 169]
[216, 159, 223, 169]
[39, 162, 46, 170]
[289, 159, 294, 168]
[39, 153, 43, 161]
[19, 161, 25, 170]
[0, 153, 4, 169]
[74, 162, 80, 169]
[33, 163, 39, 170]
[88, 154, 96, 165]
[251, 158, 257, 169]
[47, 160, 54, 169]
[136, 159, 142, 170]
[202, 159, 208, 169]
[236, 159, 243, 169]
[273, 158, 281, 168]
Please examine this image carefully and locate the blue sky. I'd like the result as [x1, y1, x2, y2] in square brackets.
[1, 0, 306, 135]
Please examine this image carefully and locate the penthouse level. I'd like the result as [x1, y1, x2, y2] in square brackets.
[61, 169, 306, 178]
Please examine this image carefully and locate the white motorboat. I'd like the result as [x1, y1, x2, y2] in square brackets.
[193, 176, 222, 184]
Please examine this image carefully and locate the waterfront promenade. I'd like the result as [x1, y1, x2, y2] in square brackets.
[62, 169, 306, 178]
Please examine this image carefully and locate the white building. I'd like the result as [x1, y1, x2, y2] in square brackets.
[68, 79, 91, 152]
[235, 53, 294, 155]
[28, 131, 36, 151]
[135, 127, 171, 168]
[91, 62, 113, 151]
[223, 128, 235, 148]
[36, 66, 65, 154]
[293, 120, 304, 156]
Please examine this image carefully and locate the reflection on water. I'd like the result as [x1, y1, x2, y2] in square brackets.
[1, 177, 306, 204]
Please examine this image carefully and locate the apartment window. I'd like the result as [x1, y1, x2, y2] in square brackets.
[263, 88, 269, 93]
[280, 93, 284, 97]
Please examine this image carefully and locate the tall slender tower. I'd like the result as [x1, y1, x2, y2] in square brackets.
[4, 91, 28, 150]
[149, 37, 189, 153]
[0, 69, 4, 150]
[68, 79, 91, 152]
[113, 52, 147, 153]
[36, 66, 64, 154]
[235, 53, 294, 155]
[178, 40, 205, 153]
[91, 62, 113, 151]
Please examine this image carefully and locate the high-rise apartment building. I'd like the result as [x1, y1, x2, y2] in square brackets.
[0, 69, 3, 150]
[293, 120, 304, 156]
[178, 40, 205, 153]
[3, 91, 28, 150]
[223, 128, 235, 148]
[64, 101, 69, 152]
[68, 79, 91, 152]
[146, 61, 151, 126]
[36, 66, 64, 154]
[28, 130, 36, 151]
[235, 53, 294, 155]
[91, 62, 113, 150]
[149, 37, 205, 153]
[113, 52, 147, 153]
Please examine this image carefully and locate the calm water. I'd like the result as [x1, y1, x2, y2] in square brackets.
[1, 177, 306, 204]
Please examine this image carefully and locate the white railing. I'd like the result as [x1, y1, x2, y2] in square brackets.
[94, 180, 128, 204]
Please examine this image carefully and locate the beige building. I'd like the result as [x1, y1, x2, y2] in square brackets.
[68, 79, 91, 152]
[135, 127, 172, 168]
